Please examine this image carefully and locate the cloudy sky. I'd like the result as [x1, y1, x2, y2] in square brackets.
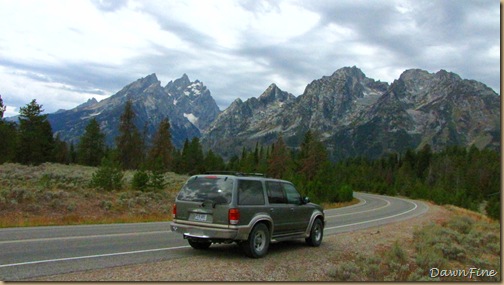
[0, 0, 500, 116]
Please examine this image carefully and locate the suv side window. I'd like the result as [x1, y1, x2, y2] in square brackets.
[266, 181, 287, 204]
[283, 183, 301, 205]
[238, 180, 265, 205]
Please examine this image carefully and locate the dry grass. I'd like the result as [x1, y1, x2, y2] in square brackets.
[0, 163, 187, 228]
[321, 198, 360, 209]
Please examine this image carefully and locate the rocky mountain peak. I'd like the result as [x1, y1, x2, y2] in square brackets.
[111, 73, 161, 100]
[331, 65, 366, 80]
[76, 98, 98, 109]
[258, 83, 294, 106]
[165, 73, 191, 93]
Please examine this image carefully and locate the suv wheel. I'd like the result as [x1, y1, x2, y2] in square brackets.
[305, 218, 323, 247]
[242, 223, 270, 258]
[188, 239, 212, 250]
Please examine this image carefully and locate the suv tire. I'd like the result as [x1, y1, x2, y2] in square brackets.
[305, 218, 323, 247]
[242, 223, 270, 258]
[188, 239, 212, 250]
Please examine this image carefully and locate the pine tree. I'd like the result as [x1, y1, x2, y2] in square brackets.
[0, 95, 17, 163]
[298, 130, 328, 182]
[187, 137, 205, 174]
[53, 134, 70, 164]
[204, 149, 225, 172]
[16, 99, 54, 165]
[147, 118, 174, 171]
[267, 135, 293, 179]
[90, 155, 124, 191]
[115, 100, 143, 169]
[77, 118, 106, 166]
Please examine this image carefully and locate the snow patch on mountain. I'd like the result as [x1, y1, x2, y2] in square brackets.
[184, 113, 198, 125]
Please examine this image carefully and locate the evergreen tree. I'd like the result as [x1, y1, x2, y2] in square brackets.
[298, 130, 328, 182]
[267, 135, 292, 179]
[115, 100, 143, 169]
[90, 154, 124, 191]
[16, 99, 54, 165]
[69, 141, 77, 164]
[77, 118, 106, 166]
[53, 134, 70, 164]
[187, 137, 205, 174]
[147, 118, 174, 171]
[204, 149, 225, 172]
[416, 144, 432, 179]
[176, 139, 190, 173]
[0, 95, 17, 163]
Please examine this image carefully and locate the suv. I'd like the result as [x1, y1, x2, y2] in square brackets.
[170, 172, 324, 258]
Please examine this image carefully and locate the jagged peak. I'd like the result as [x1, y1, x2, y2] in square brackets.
[331, 65, 365, 78]
[142, 73, 159, 83]
[435, 69, 461, 81]
[258, 83, 293, 105]
[165, 73, 193, 93]
[77, 97, 98, 109]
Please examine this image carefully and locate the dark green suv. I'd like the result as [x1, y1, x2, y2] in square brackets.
[170, 172, 325, 258]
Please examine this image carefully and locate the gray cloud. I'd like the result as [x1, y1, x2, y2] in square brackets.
[0, 0, 499, 116]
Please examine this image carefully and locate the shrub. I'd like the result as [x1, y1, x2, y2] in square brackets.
[338, 184, 353, 202]
[328, 261, 360, 281]
[90, 157, 124, 191]
[132, 170, 150, 191]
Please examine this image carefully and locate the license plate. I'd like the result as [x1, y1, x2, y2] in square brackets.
[194, 214, 208, 222]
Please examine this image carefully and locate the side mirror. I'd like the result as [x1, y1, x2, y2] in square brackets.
[302, 197, 310, 204]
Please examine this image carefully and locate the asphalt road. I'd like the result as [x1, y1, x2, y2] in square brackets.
[0, 192, 428, 281]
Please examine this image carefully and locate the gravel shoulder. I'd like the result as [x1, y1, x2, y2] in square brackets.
[33, 201, 453, 282]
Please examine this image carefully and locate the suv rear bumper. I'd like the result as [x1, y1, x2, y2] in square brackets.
[170, 221, 249, 241]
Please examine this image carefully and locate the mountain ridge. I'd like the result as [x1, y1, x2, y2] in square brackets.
[39, 66, 499, 160]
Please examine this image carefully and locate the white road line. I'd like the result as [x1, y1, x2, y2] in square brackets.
[0, 230, 171, 245]
[324, 198, 420, 230]
[325, 195, 391, 218]
[0, 245, 191, 268]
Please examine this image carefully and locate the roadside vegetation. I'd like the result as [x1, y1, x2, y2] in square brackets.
[328, 206, 500, 282]
[0, 163, 187, 227]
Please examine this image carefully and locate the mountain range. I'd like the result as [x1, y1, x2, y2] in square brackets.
[46, 66, 500, 160]
[48, 73, 219, 148]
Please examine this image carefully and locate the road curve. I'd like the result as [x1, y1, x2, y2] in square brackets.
[0, 192, 428, 281]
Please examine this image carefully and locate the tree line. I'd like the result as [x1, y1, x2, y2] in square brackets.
[0, 96, 500, 219]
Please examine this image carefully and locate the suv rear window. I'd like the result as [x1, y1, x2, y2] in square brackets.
[177, 176, 234, 204]
[238, 180, 265, 205]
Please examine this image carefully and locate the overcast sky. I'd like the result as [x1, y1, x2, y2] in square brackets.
[0, 0, 500, 117]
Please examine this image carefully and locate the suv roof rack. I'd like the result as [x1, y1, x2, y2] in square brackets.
[204, 171, 266, 177]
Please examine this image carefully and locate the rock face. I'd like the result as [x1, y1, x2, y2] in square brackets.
[165, 74, 220, 131]
[204, 67, 500, 160]
[329, 69, 500, 159]
[48, 74, 220, 148]
[202, 83, 296, 158]
[47, 66, 500, 160]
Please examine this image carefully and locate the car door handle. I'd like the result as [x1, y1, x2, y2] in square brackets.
[270, 208, 275, 212]
[290, 207, 294, 211]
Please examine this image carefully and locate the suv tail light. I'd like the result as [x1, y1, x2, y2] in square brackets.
[172, 204, 177, 219]
[228, 208, 240, 225]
